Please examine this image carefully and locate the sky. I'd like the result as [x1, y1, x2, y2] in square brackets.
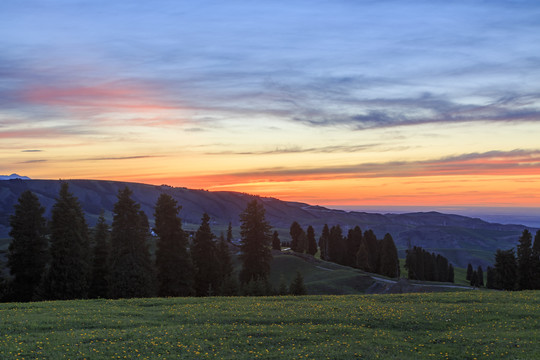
[2, 0, 540, 211]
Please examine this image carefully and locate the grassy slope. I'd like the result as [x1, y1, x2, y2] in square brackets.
[1, 291, 538, 359]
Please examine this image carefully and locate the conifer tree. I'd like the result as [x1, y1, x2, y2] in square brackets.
[532, 231, 540, 290]
[7, 190, 48, 302]
[191, 213, 220, 296]
[328, 225, 345, 264]
[493, 249, 517, 291]
[363, 230, 379, 273]
[272, 231, 281, 250]
[534, 230, 540, 253]
[227, 222, 233, 243]
[318, 224, 330, 260]
[289, 221, 303, 252]
[346, 226, 363, 267]
[306, 226, 317, 256]
[239, 200, 273, 284]
[470, 270, 478, 287]
[89, 212, 110, 299]
[217, 234, 233, 280]
[448, 263, 455, 283]
[40, 183, 91, 300]
[277, 274, 289, 295]
[109, 187, 155, 299]
[289, 271, 307, 295]
[356, 240, 370, 272]
[466, 263, 473, 281]
[477, 265, 484, 287]
[379, 233, 400, 278]
[516, 229, 533, 290]
[154, 194, 193, 297]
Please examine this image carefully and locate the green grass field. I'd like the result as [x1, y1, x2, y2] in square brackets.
[1, 291, 538, 359]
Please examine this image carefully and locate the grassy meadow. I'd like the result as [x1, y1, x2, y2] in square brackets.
[1, 291, 538, 359]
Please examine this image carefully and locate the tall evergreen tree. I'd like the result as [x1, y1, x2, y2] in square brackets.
[356, 240, 370, 272]
[477, 265, 484, 287]
[448, 263, 455, 283]
[306, 226, 318, 256]
[466, 263, 473, 281]
[533, 230, 540, 252]
[346, 226, 363, 267]
[7, 190, 48, 302]
[217, 234, 233, 280]
[493, 249, 517, 291]
[89, 212, 110, 299]
[318, 224, 330, 260]
[272, 231, 281, 251]
[289, 221, 303, 252]
[328, 225, 346, 264]
[191, 213, 220, 296]
[226, 222, 233, 243]
[238, 200, 273, 284]
[532, 231, 540, 290]
[40, 183, 91, 300]
[470, 270, 479, 287]
[154, 194, 193, 297]
[108, 187, 155, 299]
[379, 233, 400, 278]
[363, 230, 379, 273]
[516, 229, 533, 290]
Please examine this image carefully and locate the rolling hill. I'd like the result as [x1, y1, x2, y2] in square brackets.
[0, 178, 533, 268]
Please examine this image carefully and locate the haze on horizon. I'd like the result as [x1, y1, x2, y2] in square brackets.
[2, 1, 540, 209]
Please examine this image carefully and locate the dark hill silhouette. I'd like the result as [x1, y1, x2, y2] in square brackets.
[0, 179, 531, 268]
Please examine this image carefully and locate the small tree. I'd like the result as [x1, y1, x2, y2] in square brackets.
[470, 270, 478, 287]
[272, 231, 281, 251]
[289, 221, 303, 252]
[477, 265, 484, 287]
[239, 200, 273, 284]
[89, 212, 110, 299]
[7, 190, 48, 302]
[447, 263, 455, 283]
[226, 222, 233, 243]
[306, 226, 317, 256]
[318, 224, 330, 260]
[379, 233, 399, 278]
[466, 263, 473, 281]
[289, 271, 307, 295]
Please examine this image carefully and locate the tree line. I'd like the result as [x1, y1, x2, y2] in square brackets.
[484, 229, 540, 291]
[404, 246, 454, 283]
[282, 221, 401, 279]
[1, 184, 308, 302]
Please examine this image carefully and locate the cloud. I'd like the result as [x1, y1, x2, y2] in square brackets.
[19, 159, 47, 164]
[191, 149, 540, 184]
[206, 144, 379, 155]
[83, 155, 160, 161]
[21, 149, 43, 152]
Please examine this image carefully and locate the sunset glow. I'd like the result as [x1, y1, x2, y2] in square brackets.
[2, 1, 540, 209]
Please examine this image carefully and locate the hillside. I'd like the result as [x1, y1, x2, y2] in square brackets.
[0, 179, 532, 268]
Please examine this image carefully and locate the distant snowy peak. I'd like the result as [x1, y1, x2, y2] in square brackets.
[0, 173, 31, 180]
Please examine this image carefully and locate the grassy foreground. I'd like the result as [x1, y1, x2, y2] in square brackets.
[1, 292, 538, 360]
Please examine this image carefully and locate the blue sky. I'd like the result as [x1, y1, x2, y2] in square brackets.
[1, 0, 540, 209]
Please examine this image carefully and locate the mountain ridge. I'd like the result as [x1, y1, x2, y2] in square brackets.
[0, 178, 533, 268]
